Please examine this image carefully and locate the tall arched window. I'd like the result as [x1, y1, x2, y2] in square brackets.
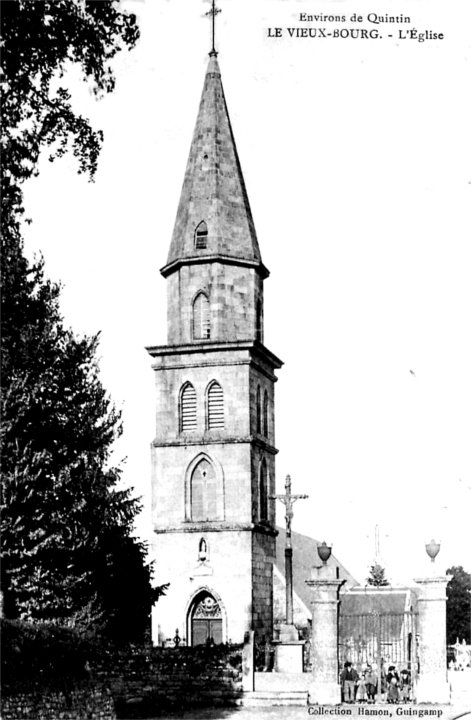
[260, 458, 268, 521]
[263, 390, 269, 437]
[207, 381, 224, 430]
[191, 458, 222, 521]
[256, 385, 261, 434]
[195, 221, 208, 249]
[180, 383, 197, 432]
[193, 292, 210, 340]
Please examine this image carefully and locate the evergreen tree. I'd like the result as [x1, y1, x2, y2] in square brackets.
[446, 566, 471, 645]
[366, 562, 389, 587]
[1, 1, 167, 641]
[1, 0, 139, 220]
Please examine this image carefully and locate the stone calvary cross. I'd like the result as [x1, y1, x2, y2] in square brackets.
[271, 475, 309, 627]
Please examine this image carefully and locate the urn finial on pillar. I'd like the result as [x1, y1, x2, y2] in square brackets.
[317, 542, 332, 566]
[425, 539, 441, 563]
[306, 571, 345, 704]
[413, 566, 452, 704]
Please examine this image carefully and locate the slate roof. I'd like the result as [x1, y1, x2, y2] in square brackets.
[340, 586, 418, 616]
[275, 526, 359, 611]
[162, 55, 266, 277]
[274, 528, 418, 624]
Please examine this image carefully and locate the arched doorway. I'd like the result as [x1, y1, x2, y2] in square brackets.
[189, 590, 223, 646]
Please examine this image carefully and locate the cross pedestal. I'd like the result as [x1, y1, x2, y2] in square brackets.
[273, 636, 305, 673]
[414, 575, 452, 704]
[306, 565, 345, 705]
[273, 616, 304, 674]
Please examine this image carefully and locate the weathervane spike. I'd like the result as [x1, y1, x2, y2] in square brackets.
[205, 0, 221, 56]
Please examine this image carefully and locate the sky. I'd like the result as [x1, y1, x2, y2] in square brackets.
[21, 0, 471, 587]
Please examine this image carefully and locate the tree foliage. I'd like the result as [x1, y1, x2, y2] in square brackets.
[1, 1, 167, 642]
[446, 565, 471, 645]
[366, 562, 389, 587]
[1, 618, 100, 692]
[1, 0, 139, 230]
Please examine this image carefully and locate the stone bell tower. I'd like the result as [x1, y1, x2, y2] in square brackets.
[148, 49, 282, 646]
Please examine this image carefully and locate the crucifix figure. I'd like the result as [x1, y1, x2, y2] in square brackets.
[271, 475, 308, 626]
[205, 0, 221, 57]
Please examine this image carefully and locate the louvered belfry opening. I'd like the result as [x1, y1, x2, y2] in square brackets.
[193, 292, 210, 340]
[181, 383, 197, 432]
[207, 382, 224, 430]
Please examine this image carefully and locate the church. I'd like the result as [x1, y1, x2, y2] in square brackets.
[147, 47, 281, 647]
[147, 40, 354, 648]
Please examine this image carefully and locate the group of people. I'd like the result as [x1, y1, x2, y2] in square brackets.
[450, 638, 471, 671]
[340, 661, 412, 704]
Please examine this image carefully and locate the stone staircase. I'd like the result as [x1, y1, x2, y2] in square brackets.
[241, 690, 309, 706]
[241, 671, 310, 706]
[450, 668, 471, 708]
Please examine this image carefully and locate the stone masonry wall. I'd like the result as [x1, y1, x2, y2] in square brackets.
[2, 647, 242, 720]
[1, 684, 116, 720]
[166, 262, 263, 345]
[252, 531, 276, 641]
[96, 645, 243, 718]
[151, 529, 253, 645]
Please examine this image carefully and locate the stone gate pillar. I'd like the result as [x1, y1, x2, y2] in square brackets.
[306, 565, 345, 705]
[414, 575, 452, 704]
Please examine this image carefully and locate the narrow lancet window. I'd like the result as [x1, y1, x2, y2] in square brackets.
[263, 390, 269, 437]
[195, 221, 208, 250]
[193, 292, 210, 340]
[256, 385, 261, 434]
[256, 299, 263, 342]
[260, 459, 268, 521]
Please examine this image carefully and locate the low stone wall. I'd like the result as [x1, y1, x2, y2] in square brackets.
[96, 645, 243, 718]
[1, 684, 116, 720]
[1, 645, 243, 720]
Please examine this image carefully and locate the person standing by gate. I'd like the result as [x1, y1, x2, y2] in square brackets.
[341, 661, 359, 703]
[365, 664, 378, 703]
[357, 672, 368, 702]
[399, 668, 411, 702]
[386, 665, 400, 703]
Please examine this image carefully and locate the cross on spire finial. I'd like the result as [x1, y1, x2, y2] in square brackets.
[206, 0, 221, 57]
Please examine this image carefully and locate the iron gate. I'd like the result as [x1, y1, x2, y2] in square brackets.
[339, 611, 418, 681]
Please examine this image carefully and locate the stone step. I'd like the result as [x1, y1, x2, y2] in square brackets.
[451, 693, 471, 702]
[242, 690, 309, 707]
[450, 669, 471, 695]
[450, 669, 471, 705]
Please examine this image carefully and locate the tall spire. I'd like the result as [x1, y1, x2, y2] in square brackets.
[161, 53, 267, 278]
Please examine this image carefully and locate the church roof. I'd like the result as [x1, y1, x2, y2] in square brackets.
[275, 527, 359, 612]
[162, 55, 266, 278]
[340, 586, 417, 615]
